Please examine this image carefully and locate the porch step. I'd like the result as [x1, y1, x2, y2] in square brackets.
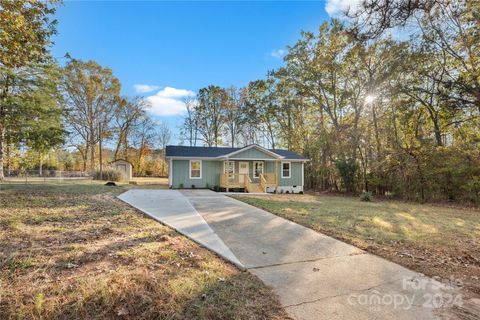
[247, 183, 264, 193]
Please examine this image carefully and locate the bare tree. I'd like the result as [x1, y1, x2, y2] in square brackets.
[223, 86, 246, 147]
[132, 115, 156, 176]
[113, 96, 148, 160]
[181, 96, 198, 146]
[348, 0, 441, 39]
[157, 122, 172, 175]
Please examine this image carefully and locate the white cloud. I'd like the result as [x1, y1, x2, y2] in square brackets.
[145, 86, 196, 116]
[325, 0, 361, 17]
[134, 84, 160, 93]
[270, 49, 286, 59]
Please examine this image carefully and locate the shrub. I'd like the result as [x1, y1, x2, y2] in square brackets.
[179, 183, 184, 189]
[191, 184, 196, 189]
[93, 169, 122, 181]
[335, 157, 358, 192]
[206, 183, 210, 189]
[360, 191, 373, 202]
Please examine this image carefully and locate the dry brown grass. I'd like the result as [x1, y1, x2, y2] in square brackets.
[0, 183, 288, 320]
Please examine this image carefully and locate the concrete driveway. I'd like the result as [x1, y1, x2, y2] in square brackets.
[119, 189, 461, 320]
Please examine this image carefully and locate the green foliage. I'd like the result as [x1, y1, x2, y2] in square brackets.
[0, 0, 62, 180]
[93, 169, 122, 182]
[360, 191, 372, 202]
[35, 293, 44, 315]
[0, 0, 58, 68]
[335, 158, 358, 192]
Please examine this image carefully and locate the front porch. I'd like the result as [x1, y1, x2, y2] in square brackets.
[219, 159, 279, 193]
[220, 173, 277, 193]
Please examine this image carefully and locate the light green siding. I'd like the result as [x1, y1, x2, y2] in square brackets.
[277, 162, 303, 187]
[229, 148, 276, 160]
[171, 159, 304, 189]
[171, 160, 222, 188]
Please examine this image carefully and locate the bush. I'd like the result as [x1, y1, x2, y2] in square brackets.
[335, 157, 358, 192]
[93, 169, 122, 182]
[360, 191, 373, 202]
[179, 183, 184, 189]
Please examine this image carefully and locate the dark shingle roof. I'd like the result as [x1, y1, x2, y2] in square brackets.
[165, 145, 307, 160]
[268, 149, 306, 160]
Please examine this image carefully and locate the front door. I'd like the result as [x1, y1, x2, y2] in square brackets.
[239, 162, 249, 183]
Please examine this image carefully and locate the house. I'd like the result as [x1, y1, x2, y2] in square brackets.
[111, 159, 133, 181]
[165, 144, 308, 193]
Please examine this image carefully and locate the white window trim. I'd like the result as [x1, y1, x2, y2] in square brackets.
[224, 160, 235, 178]
[281, 161, 291, 179]
[253, 161, 264, 179]
[189, 160, 202, 179]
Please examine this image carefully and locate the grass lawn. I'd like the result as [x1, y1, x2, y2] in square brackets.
[0, 181, 288, 319]
[234, 194, 480, 296]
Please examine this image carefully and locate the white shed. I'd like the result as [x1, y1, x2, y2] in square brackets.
[111, 159, 133, 181]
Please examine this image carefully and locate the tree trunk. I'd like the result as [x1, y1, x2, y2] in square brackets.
[6, 141, 11, 175]
[113, 131, 123, 161]
[0, 125, 4, 180]
[372, 103, 382, 161]
[90, 127, 95, 176]
[433, 121, 443, 147]
[99, 126, 103, 180]
[82, 144, 88, 173]
[39, 152, 43, 177]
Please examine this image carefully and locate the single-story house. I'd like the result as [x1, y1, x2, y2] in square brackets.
[165, 144, 308, 193]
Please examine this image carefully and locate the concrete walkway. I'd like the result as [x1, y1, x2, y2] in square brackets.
[117, 190, 243, 268]
[119, 189, 461, 320]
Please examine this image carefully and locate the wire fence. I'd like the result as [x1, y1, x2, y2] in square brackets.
[2, 170, 90, 183]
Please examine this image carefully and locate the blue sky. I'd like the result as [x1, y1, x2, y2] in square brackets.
[52, 1, 345, 144]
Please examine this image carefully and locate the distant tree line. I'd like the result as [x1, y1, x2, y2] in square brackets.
[180, 0, 480, 203]
[1, 0, 478, 203]
[0, 0, 172, 178]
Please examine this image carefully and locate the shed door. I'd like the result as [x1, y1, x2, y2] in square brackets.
[118, 164, 127, 178]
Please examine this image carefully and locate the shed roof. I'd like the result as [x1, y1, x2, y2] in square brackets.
[110, 159, 134, 166]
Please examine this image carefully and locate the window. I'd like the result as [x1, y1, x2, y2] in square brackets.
[282, 162, 291, 178]
[224, 161, 235, 179]
[190, 160, 202, 179]
[253, 161, 264, 178]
